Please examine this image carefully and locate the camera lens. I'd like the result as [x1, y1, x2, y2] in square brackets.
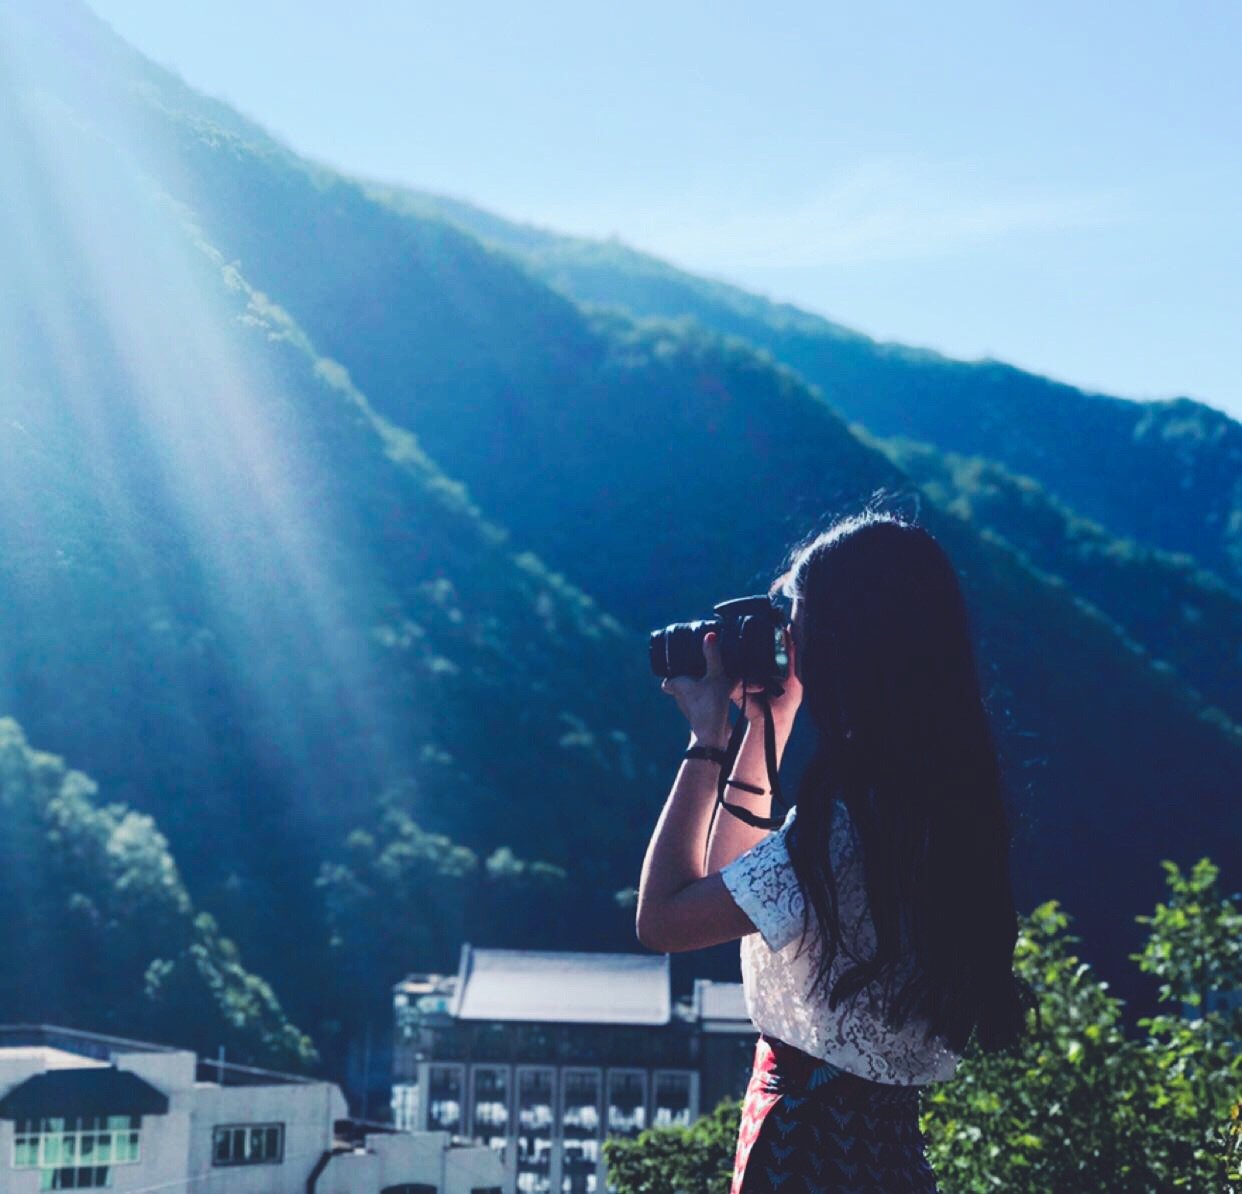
[648, 619, 717, 678]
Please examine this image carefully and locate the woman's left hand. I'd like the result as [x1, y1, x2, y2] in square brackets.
[660, 631, 733, 747]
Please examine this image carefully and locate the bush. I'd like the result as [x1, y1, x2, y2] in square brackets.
[921, 858, 1241, 1191]
[603, 860, 1241, 1194]
[603, 1097, 740, 1194]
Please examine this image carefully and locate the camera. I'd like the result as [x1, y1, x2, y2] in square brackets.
[649, 595, 789, 690]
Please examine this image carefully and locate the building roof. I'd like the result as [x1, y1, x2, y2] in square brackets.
[0, 1026, 318, 1089]
[0, 1067, 170, 1120]
[0, 1025, 177, 1061]
[0, 1047, 106, 1070]
[453, 946, 671, 1026]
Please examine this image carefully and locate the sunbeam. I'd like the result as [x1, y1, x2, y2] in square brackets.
[0, 4, 437, 1021]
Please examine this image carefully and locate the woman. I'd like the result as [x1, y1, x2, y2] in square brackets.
[636, 511, 1030, 1193]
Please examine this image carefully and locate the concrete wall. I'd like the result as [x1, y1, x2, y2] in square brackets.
[444, 1139, 506, 1194]
[112, 1049, 197, 1092]
[317, 1131, 504, 1194]
[186, 1079, 345, 1193]
[0, 1053, 57, 1093]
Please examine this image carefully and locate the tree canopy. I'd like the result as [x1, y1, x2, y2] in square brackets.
[0, 717, 315, 1069]
[603, 859, 1242, 1193]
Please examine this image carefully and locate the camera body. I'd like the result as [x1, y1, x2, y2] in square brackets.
[649, 595, 789, 690]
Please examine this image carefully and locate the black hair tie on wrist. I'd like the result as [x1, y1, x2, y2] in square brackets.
[684, 745, 728, 765]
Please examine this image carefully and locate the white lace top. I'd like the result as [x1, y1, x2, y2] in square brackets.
[720, 801, 961, 1084]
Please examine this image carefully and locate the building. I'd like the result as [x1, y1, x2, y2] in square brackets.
[0, 1024, 503, 1193]
[392, 947, 756, 1194]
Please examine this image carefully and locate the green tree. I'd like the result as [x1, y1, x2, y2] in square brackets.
[601, 861, 1240, 1194]
[923, 863, 1241, 1192]
[316, 788, 569, 1028]
[0, 717, 315, 1069]
[921, 901, 1154, 1191]
[602, 1097, 740, 1194]
[1129, 859, 1242, 1186]
[317, 800, 480, 1019]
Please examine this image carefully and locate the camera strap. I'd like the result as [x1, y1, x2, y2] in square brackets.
[713, 685, 787, 832]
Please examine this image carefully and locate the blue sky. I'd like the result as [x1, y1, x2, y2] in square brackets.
[89, 0, 1242, 419]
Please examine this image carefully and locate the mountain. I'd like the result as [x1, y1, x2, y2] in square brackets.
[381, 189, 1242, 592]
[0, 0, 1237, 1056]
[2, 2, 675, 1050]
[862, 433, 1242, 725]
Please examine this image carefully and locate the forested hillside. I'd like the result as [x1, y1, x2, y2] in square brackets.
[0, 0, 1237, 1073]
[387, 189, 1242, 590]
[0, 717, 314, 1067]
[3, 2, 673, 1060]
[863, 434, 1242, 724]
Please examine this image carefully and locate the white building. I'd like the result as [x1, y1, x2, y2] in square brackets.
[392, 948, 755, 1194]
[0, 1024, 503, 1194]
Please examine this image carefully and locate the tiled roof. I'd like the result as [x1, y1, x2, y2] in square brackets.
[0, 1067, 170, 1120]
[453, 947, 671, 1025]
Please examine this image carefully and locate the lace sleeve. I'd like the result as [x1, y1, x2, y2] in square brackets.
[719, 809, 806, 953]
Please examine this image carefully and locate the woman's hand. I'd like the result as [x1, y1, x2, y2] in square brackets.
[660, 631, 734, 747]
[733, 627, 802, 735]
[661, 628, 803, 746]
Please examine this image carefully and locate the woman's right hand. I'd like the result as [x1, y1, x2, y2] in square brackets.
[732, 627, 802, 733]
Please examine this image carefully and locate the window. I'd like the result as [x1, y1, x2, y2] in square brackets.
[605, 1070, 646, 1139]
[211, 1123, 284, 1166]
[470, 1065, 510, 1155]
[12, 1116, 141, 1187]
[391, 1082, 420, 1131]
[560, 1068, 601, 1194]
[516, 1067, 555, 1194]
[427, 1064, 464, 1133]
[39, 1167, 111, 1190]
[652, 1071, 694, 1129]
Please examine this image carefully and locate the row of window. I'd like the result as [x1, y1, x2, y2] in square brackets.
[13, 1118, 140, 1171]
[12, 1119, 285, 1174]
[421, 1066, 695, 1138]
[408, 1066, 697, 1194]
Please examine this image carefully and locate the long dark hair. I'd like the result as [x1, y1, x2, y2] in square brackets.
[775, 510, 1031, 1054]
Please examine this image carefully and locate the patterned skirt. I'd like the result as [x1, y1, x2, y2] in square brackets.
[731, 1034, 939, 1194]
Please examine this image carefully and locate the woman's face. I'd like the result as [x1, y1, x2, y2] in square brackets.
[790, 599, 805, 680]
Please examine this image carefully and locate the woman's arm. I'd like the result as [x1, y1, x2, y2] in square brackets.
[704, 713, 796, 873]
[635, 629, 801, 953]
[635, 730, 758, 953]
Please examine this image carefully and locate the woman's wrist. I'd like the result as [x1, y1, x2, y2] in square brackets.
[688, 725, 730, 753]
[743, 710, 796, 746]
